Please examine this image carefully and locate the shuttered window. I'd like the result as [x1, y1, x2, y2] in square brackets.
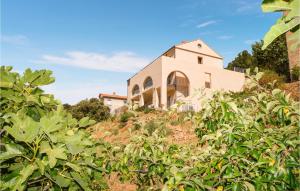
[204, 73, 211, 88]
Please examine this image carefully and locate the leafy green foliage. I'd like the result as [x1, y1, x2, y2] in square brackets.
[291, 65, 300, 81]
[227, 35, 290, 80]
[64, 98, 110, 122]
[252, 35, 290, 79]
[113, 70, 300, 190]
[261, 0, 300, 50]
[119, 111, 135, 123]
[258, 69, 285, 88]
[135, 106, 155, 114]
[227, 50, 253, 70]
[2, 66, 299, 190]
[0, 66, 109, 190]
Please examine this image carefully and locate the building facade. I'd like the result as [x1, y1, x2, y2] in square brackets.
[127, 39, 245, 110]
[99, 92, 127, 114]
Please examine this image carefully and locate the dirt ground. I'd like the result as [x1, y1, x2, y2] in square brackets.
[88, 111, 197, 191]
[89, 111, 197, 145]
[106, 173, 137, 191]
[282, 81, 300, 101]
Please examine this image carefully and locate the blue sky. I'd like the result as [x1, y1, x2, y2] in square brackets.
[1, 0, 280, 104]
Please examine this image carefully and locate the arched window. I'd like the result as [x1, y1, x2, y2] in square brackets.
[132, 85, 140, 96]
[166, 71, 189, 108]
[167, 71, 189, 96]
[143, 77, 153, 90]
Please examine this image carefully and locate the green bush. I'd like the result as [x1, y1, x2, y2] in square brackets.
[119, 111, 134, 123]
[64, 98, 110, 122]
[291, 66, 300, 82]
[136, 106, 155, 114]
[259, 69, 285, 88]
[0, 66, 110, 190]
[143, 120, 160, 135]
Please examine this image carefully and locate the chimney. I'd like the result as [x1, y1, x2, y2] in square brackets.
[113, 92, 116, 95]
[181, 40, 188, 44]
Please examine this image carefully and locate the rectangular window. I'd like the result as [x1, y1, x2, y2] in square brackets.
[106, 99, 112, 106]
[204, 73, 211, 88]
[198, 57, 203, 64]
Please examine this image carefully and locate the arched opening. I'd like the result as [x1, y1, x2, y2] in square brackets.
[143, 76, 153, 90]
[132, 84, 140, 96]
[167, 71, 190, 108]
[131, 84, 140, 105]
[143, 76, 154, 107]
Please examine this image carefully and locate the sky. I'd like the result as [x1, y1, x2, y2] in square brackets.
[1, 0, 280, 104]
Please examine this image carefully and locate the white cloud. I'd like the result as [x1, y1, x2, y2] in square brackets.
[217, 35, 233, 40]
[1, 34, 28, 45]
[244, 39, 259, 45]
[36, 51, 150, 72]
[234, 1, 260, 14]
[196, 20, 218, 28]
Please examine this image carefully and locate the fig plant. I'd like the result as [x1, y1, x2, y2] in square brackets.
[0, 66, 109, 190]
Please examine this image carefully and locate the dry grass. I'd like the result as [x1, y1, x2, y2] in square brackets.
[282, 81, 300, 101]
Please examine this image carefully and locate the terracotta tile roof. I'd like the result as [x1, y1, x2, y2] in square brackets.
[99, 93, 127, 100]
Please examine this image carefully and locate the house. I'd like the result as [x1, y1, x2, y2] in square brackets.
[99, 92, 127, 114]
[127, 39, 245, 111]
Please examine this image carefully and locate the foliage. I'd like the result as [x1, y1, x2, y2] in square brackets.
[252, 35, 289, 79]
[64, 98, 110, 122]
[114, 69, 300, 190]
[135, 106, 155, 114]
[258, 69, 285, 88]
[0, 66, 109, 190]
[227, 50, 253, 70]
[143, 120, 166, 136]
[2, 66, 299, 191]
[119, 111, 135, 123]
[291, 65, 300, 81]
[227, 35, 289, 80]
[261, 0, 300, 50]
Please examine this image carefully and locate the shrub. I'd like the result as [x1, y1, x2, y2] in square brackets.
[291, 66, 300, 82]
[259, 69, 285, 88]
[64, 98, 110, 122]
[133, 122, 142, 131]
[119, 111, 134, 123]
[136, 106, 155, 114]
[0, 66, 110, 190]
[143, 120, 159, 135]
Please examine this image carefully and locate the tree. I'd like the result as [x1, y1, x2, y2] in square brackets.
[261, 0, 300, 79]
[227, 50, 253, 70]
[227, 35, 289, 80]
[64, 98, 110, 122]
[252, 35, 289, 79]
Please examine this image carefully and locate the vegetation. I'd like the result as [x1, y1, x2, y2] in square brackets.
[1, 2, 299, 190]
[291, 65, 300, 81]
[258, 69, 285, 88]
[135, 106, 156, 114]
[1, 66, 299, 190]
[113, 69, 300, 190]
[0, 66, 109, 190]
[119, 111, 135, 123]
[226, 50, 253, 71]
[227, 35, 290, 80]
[261, 0, 299, 50]
[64, 98, 110, 122]
[252, 35, 290, 79]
